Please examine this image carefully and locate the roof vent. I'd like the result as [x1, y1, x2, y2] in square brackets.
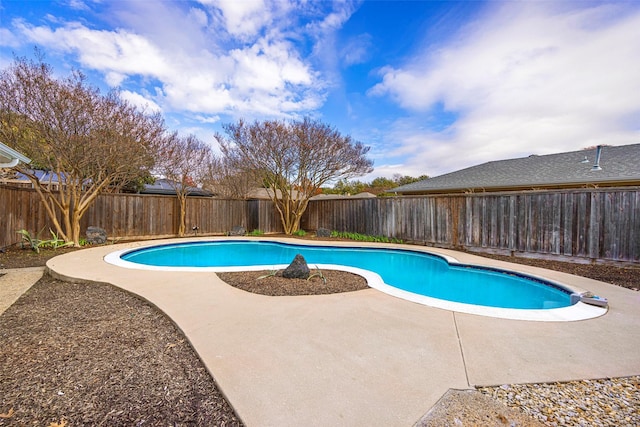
[591, 145, 603, 171]
[580, 156, 589, 164]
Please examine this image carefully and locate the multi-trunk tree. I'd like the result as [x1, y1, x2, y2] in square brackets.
[216, 117, 373, 234]
[155, 133, 214, 236]
[0, 55, 167, 246]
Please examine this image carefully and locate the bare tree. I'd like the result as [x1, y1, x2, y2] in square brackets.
[156, 133, 214, 236]
[0, 55, 167, 246]
[202, 155, 258, 199]
[217, 117, 373, 234]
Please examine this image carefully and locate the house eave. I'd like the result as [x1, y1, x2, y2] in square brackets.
[0, 142, 31, 168]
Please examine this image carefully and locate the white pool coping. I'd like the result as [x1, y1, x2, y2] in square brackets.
[104, 240, 608, 322]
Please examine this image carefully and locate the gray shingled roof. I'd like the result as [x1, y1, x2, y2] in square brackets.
[141, 178, 213, 196]
[393, 143, 640, 194]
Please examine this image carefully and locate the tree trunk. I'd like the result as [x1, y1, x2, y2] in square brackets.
[71, 209, 82, 247]
[177, 195, 187, 236]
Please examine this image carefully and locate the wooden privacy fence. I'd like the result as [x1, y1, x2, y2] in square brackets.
[302, 188, 640, 263]
[2, 184, 639, 263]
[0, 185, 283, 247]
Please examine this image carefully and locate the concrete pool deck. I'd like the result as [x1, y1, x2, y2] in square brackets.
[45, 237, 640, 426]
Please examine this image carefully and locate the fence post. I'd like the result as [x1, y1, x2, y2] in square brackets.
[508, 195, 516, 254]
[588, 192, 601, 261]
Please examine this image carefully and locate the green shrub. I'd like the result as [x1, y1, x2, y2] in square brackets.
[292, 229, 307, 236]
[330, 230, 403, 244]
[248, 229, 264, 236]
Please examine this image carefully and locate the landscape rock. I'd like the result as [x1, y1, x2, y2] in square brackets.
[229, 226, 246, 236]
[477, 376, 640, 427]
[282, 254, 310, 279]
[316, 227, 331, 238]
[415, 388, 546, 427]
[85, 226, 107, 244]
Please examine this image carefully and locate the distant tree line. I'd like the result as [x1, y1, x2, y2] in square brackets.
[323, 174, 429, 196]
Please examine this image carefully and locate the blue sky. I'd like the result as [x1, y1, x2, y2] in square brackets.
[1, 1, 639, 180]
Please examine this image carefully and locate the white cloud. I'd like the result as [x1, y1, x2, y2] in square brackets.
[0, 28, 20, 47]
[14, 20, 171, 77]
[370, 2, 640, 176]
[230, 38, 312, 92]
[341, 33, 372, 66]
[205, 0, 270, 39]
[67, 0, 90, 11]
[188, 6, 209, 28]
[193, 114, 220, 124]
[7, 0, 338, 122]
[119, 90, 162, 113]
[310, 3, 357, 33]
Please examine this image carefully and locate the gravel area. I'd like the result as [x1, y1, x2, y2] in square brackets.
[477, 377, 640, 427]
[415, 389, 546, 426]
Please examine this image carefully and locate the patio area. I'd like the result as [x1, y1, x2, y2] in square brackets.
[45, 237, 640, 426]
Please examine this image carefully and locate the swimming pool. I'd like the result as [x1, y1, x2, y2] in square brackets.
[105, 239, 607, 321]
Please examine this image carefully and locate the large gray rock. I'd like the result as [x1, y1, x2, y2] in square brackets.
[86, 226, 107, 244]
[316, 227, 331, 238]
[229, 226, 246, 236]
[282, 254, 310, 279]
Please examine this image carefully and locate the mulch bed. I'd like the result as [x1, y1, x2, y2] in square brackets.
[1, 241, 638, 425]
[0, 275, 243, 426]
[217, 269, 368, 296]
[469, 252, 640, 291]
[0, 245, 80, 269]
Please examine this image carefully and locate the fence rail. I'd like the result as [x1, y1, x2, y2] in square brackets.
[2, 184, 638, 263]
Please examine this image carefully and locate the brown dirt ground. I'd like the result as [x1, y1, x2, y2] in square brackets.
[1, 241, 638, 426]
[465, 252, 640, 291]
[0, 275, 243, 426]
[217, 269, 368, 296]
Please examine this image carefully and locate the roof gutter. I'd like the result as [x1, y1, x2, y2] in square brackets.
[0, 142, 31, 168]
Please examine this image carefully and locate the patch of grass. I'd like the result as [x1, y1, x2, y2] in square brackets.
[248, 229, 264, 236]
[292, 229, 307, 237]
[330, 231, 403, 244]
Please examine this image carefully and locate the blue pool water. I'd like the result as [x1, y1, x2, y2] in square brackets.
[120, 240, 573, 310]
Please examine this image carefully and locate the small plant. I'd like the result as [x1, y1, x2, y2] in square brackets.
[292, 229, 307, 236]
[257, 269, 279, 279]
[17, 228, 74, 253]
[248, 229, 264, 236]
[17, 229, 47, 253]
[307, 265, 327, 285]
[46, 229, 74, 249]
